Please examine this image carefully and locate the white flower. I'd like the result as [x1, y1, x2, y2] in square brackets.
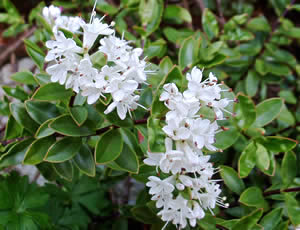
[144, 152, 164, 167]
[159, 138, 184, 174]
[190, 118, 218, 151]
[99, 34, 132, 63]
[53, 16, 82, 34]
[104, 94, 141, 120]
[81, 17, 114, 50]
[45, 32, 82, 62]
[146, 176, 175, 195]
[162, 119, 190, 141]
[43, 5, 61, 25]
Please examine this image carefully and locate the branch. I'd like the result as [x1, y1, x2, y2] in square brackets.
[195, 0, 206, 13]
[263, 187, 300, 196]
[0, 26, 36, 66]
[216, 0, 225, 28]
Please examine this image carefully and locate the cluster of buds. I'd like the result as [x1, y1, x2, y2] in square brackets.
[42, 4, 151, 120]
[144, 67, 233, 229]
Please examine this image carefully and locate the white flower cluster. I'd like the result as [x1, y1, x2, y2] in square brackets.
[42, 5, 150, 120]
[144, 67, 233, 229]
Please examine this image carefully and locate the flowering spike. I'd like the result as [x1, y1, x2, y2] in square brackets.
[144, 67, 233, 228]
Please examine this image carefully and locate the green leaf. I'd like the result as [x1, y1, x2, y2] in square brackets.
[35, 119, 55, 139]
[202, 9, 219, 40]
[119, 128, 143, 157]
[164, 5, 192, 24]
[114, 143, 139, 174]
[44, 137, 82, 163]
[220, 165, 245, 195]
[238, 141, 257, 178]
[32, 83, 73, 101]
[247, 16, 271, 32]
[239, 187, 268, 210]
[214, 125, 240, 150]
[232, 209, 263, 230]
[279, 90, 297, 104]
[4, 115, 23, 140]
[23, 39, 45, 57]
[10, 71, 37, 85]
[23, 136, 56, 165]
[178, 36, 200, 69]
[70, 106, 88, 126]
[2, 86, 28, 101]
[25, 100, 60, 124]
[255, 143, 270, 171]
[52, 161, 73, 181]
[252, 98, 284, 127]
[131, 205, 160, 224]
[281, 151, 297, 185]
[73, 144, 95, 177]
[34, 73, 51, 85]
[49, 115, 95, 137]
[139, 0, 163, 36]
[95, 129, 123, 164]
[245, 71, 260, 97]
[25, 44, 44, 70]
[285, 193, 300, 226]
[10, 102, 39, 134]
[0, 138, 34, 168]
[259, 208, 283, 230]
[147, 117, 165, 152]
[235, 94, 256, 129]
[257, 136, 297, 153]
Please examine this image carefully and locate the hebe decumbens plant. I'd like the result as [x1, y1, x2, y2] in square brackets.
[0, 0, 300, 229]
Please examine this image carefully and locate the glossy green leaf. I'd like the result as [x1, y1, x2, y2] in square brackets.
[202, 8, 219, 40]
[34, 73, 51, 85]
[239, 187, 268, 210]
[44, 137, 82, 163]
[119, 128, 143, 157]
[52, 161, 73, 181]
[281, 151, 297, 185]
[253, 98, 284, 127]
[164, 5, 192, 24]
[49, 115, 95, 137]
[10, 71, 37, 85]
[35, 119, 55, 139]
[2, 86, 28, 101]
[147, 117, 165, 153]
[23, 136, 56, 165]
[257, 136, 297, 153]
[25, 45, 44, 70]
[0, 138, 34, 168]
[236, 94, 256, 129]
[4, 115, 23, 140]
[179, 36, 200, 69]
[139, 0, 163, 36]
[114, 143, 139, 174]
[10, 102, 39, 134]
[73, 144, 95, 176]
[25, 100, 60, 124]
[215, 125, 240, 149]
[70, 106, 88, 126]
[95, 129, 123, 164]
[255, 143, 270, 171]
[220, 165, 245, 195]
[131, 205, 160, 224]
[32, 83, 73, 101]
[259, 208, 283, 230]
[238, 141, 257, 178]
[232, 209, 263, 230]
[285, 193, 300, 226]
[247, 16, 271, 32]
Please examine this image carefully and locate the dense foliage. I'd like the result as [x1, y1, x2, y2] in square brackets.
[0, 0, 299, 229]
